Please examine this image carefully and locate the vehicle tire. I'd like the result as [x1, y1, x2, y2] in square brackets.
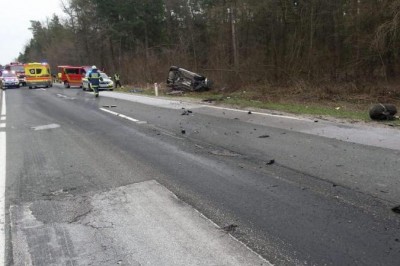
[110, 89, 114, 91]
[17, 85, 20, 88]
[29, 86, 32, 89]
[64, 82, 70, 88]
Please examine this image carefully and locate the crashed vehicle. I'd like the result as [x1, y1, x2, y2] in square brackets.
[167, 66, 212, 91]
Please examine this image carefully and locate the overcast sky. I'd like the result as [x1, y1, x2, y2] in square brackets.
[0, 0, 64, 65]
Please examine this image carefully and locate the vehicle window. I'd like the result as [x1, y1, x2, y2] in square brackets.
[65, 68, 80, 74]
[10, 66, 24, 72]
[100, 73, 109, 79]
[36, 69, 42, 75]
[2, 73, 17, 78]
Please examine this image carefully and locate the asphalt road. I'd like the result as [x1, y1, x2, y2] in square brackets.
[2, 85, 400, 265]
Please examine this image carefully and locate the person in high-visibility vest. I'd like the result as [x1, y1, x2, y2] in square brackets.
[114, 73, 122, 88]
[88, 66, 102, 97]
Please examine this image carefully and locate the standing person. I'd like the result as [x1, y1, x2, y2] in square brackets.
[114, 73, 122, 88]
[88, 66, 102, 97]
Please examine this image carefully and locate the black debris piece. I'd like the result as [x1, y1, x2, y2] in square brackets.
[248, 111, 252, 114]
[391, 206, 400, 214]
[332, 184, 338, 187]
[181, 129, 186, 134]
[234, 118, 239, 120]
[314, 120, 319, 123]
[369, 104, 397, 121]
[266, 159, 275, 165]
[222, 224, 238, 233]
[395, 239, 399, 242]
[181, 111, 188, 115]
[202, 99, 214, 103]
[258, 135, 270, 138]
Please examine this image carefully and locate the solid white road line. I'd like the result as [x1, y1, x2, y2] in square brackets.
[204, 105, 310, 121]
[0, 91, 6, 265]
[100, 108, 146, 124]
[1, 91, 5, 116]
[0, 117, 5, 121]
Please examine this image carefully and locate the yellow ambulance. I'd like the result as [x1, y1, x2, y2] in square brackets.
[24, 62, 53, 89]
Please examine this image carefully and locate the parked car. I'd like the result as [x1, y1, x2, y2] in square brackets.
[1, 71, 20, 89]
[167, 66, 212, 91]
[82, 71, 114, 91]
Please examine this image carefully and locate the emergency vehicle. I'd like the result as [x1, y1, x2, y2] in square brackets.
[8, 62, 26, 86]
[24, 62, 53, 89]
[57, 66, 86, 88]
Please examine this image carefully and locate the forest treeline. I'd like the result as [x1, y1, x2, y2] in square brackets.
[17, 0, 400, 88]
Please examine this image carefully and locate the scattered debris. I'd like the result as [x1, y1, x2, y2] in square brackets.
[181, 129, 186, 134]
[314, 120, 319, 123]
[222, 224, 238, 233]
[210, 149, 241, 157]
[369, 104, 397, 121]
[129, 89, 143, 93]
[234, 118, 239, 120]
[391, 206, 400, 214]
[266, 159, 275, 165]
[248, 111, 252, 114]
[167, 90, 184, 95]
[258, 135, 270, 138]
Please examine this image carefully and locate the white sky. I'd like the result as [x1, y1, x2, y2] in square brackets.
[0, 0, 65, 65]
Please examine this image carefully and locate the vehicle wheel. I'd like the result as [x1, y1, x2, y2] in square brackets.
[29, 86, 32, 89]
[17, 85, 20, 88]
[110, 89, 114, 91]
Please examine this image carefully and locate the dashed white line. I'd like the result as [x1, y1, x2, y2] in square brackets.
[31, 124, 60, 131]
[0, 90, 6, 265]
[100, 108, 146, 124]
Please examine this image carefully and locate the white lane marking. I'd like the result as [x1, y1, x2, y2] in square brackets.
[0, 124, 5, 128]
[0, 90, 6, 265]
[204, 105, 310, 121]
[56, 94, 75, 100]
[1, 91, 5, 116]
[0, 117, 5, 121]
[100, 108, 147, 124]
[31, 124, 60, 131]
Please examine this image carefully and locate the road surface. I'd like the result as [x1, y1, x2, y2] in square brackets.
[1, 85, 400, 265]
